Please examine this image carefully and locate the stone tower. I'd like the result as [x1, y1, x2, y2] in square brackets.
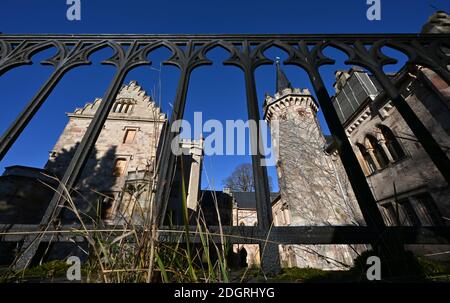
[264, 59, 364, 269]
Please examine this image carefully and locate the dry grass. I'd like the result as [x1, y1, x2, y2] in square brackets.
[0, 161, 235, 282]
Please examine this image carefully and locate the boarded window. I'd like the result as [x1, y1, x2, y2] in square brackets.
[123, 129, 136, 143]
[113, 158, 127, 176]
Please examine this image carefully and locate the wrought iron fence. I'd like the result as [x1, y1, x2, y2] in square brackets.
[0, 33, 450, 271]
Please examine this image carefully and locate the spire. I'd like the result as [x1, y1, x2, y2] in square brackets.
[275, 57, 292, 93]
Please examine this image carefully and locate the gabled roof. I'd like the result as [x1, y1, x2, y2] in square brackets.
[70, 80, 166, 121]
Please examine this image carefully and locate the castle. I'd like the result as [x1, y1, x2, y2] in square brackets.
[0, 11, 449, 271]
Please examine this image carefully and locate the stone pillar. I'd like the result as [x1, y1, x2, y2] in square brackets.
[182, 139, 204, 212]
[379, 139, 395, 163]
[367, 148, 382, 170]
[354, 145, 372, 176]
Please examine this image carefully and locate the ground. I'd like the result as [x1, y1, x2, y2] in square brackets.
[4, 258, 449, 283]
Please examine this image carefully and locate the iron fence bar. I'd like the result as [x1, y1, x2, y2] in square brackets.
[278, 40, 403, 263]
[308, 70, 387, 231]
[1, 33, 450, 43]
[217, 40, 274, 230]
[2, 225, 450, 245]
[0, 69, 64, 160]
[218, 39, 281, 273]
[409, 40, 450, 85]
[157, 226, 450, 245]
[371, 68, 450, 184]
[0, 40, 109, 161]
[279, 42, 387, 233]
[304, 66, 405, 261]
[154, 65, 191, 227]
[152, 40, 214, 227]
[0, 34, 448, 271]
[242, 64, 281, 274]
[242, 67, 273, 230]
[12, 42, 144, 270]
[330, 41, 450, 184]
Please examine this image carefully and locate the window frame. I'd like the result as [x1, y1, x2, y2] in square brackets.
[123, 128, 137, 144]
[112, 158, 128, 177]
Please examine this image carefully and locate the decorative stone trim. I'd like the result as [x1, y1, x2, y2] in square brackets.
[264, 88, 319, 123]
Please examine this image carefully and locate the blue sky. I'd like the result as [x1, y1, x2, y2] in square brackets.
[0, 0, 448, 191]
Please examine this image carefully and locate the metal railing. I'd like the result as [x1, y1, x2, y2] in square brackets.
[0, 33, 450, 271]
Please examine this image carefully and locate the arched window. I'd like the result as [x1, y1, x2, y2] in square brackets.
[112, 102, 120, 113]
[357, 143, 376, 175]
[366, 135, 389, 169]
[378, 125, 406, 162]
[112, 100, 133, 114]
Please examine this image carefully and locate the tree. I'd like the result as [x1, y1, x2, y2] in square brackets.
[223, 163, 273, 192]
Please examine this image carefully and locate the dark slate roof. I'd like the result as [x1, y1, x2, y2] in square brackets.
[232, 191, 279, 209]
[324, 135, 334, 145]
[199, 190, 233, 225]
[323, 135, 336, 154]
[275, 57, 292, 93]
[200, 190, 232, 208]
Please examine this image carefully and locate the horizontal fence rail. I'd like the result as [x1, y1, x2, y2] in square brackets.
[1, 225, 450, 245]
[0, 33, 449, 270]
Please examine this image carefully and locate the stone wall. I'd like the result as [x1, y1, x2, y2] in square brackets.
[41, 81, 165, 223]
[347, 68, 450, 222]
[264, 88, 365, 269]
[231, 205, 260, 268]
[345, 67, 450, 261]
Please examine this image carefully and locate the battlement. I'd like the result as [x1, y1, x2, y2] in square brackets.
[263, 88, 318, 123]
